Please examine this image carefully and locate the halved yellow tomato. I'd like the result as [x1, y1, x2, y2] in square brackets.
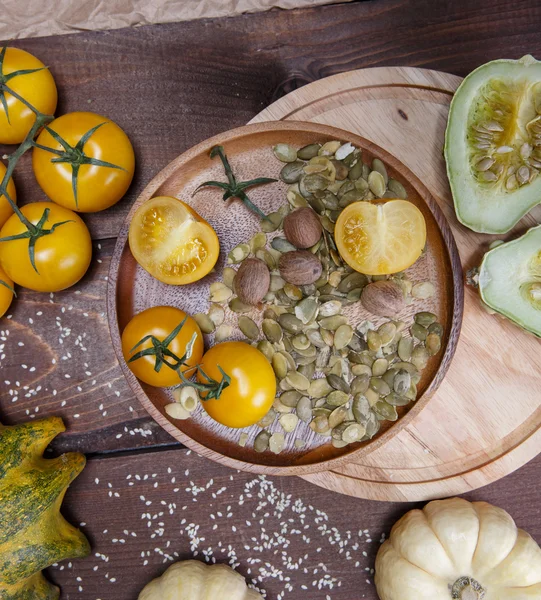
[335, 199, 427, 275]
[129, 196, 219, 285]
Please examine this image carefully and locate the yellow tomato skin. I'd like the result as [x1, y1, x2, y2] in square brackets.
[0, 202, 92, 292]
[32, 112, 135, 212]
[0, 47, 58, 144]
[121, 306, 204, 388]
[0, 265, 14, 318]
[129, 196, 220, 285]
[198, 341, 276, 428]
[0, 162, 16, 229]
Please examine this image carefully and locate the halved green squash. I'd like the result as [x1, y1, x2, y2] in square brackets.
[479, 225, 541, 336]
[445, 55, 541, 233]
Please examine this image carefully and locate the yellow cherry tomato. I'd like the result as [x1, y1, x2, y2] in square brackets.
[129, 196, 220, 285]
[197, 341, 276, 428]
[0, 47, 58, 144]
[335, 199, 427, 275]
[0, 265, 15, 318]
[32, 112, 135, 212]
[0, 162, 16, 229]
[121, 306, 204, 388]
[0, 202, 92, 292]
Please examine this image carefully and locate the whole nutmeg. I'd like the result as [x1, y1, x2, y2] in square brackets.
[278, 250, 322, 285]
[234, 258, 270, 305]
[361, 280, 405, 317]
[283, 207, 322, 249]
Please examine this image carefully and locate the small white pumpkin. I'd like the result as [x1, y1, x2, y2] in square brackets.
[375, 497, 541, 600]
[138, 560, 263, 600]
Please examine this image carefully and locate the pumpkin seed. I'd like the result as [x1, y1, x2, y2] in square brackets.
[295, 297, 319, 324]
[334, 324, 353, 350]
[227, 243, 251, 264]
[311, 415, 330, 435]
[193, 312, 215, 334]
[327, 374, 351, 393]
[304, 173, 329, 193]
[271, 237, 296, 253]
[411, 346, 429, 370]
[258, 407, 277, 428]
[222, 267, 237, 288]
[288, 190, 309, 208]
[394, 370, 411, 395]
[315, 345, 331, 368]
[398, 337, 414, 361]
[297, 143, 321, 160]
[255, 248, 277, 270]
[378, 322, 397, 346]
[286, 371, 310, 392]
[272, 353, 289, 380]
[273, 143, 297, 163]
[249, 232, 267, 253]
[348, 161, 364, 180]
[238, 432, 249, 447]
[215, 323, 233, 342]
[337, 272, 368, 293]
[351, 374, 370, 396]
[257, 340, 275, 361]
[238, 315, 259, 340]
[279, 313, 304, 334]
[318, 300, 342, 318]
[351, 364, 372, 378]
[262, 319, 283, 343]
[365, 411, 381, 438]
[326, 390, 350, 407]
[279, 413, 298, 433]
[254, 429, 271, 452]
[307, 328, 326, 348]
[280, 160, 305, 183]
[428, 322, 444, 337]
[320, 191, 340, 209]
[305, 194, 325, 213]
[335, 142, 355, 161]
[319, 315, 348, 330]
[273, 396, 293, 413]
[382, 368, 397, 388]
[260, 212, 283, 233]
[291, 333, 310, 351]
[279, 350, 296, 371]
[279, 379, 293, 392]
[386, 392, 410, 407]
[371, 358, 389, 377]
[412, 281, 435, 299]
[367, 330, 382, 351]
[229, 297, 252, 313]
[388, 178, 408, 199]
[365, 387, 380, 407]
[373, 401, 398, 421]
[425, 333, 442, 356]
[283, 283, 303, 301]
[415, 312, 438, 327]
[298, 362, 315, 380]
[368, 170, 386, 197]
[352, 394, 371, 424]
[296, 396, 312, 422]
[269, 432, 285, 454]
[301, 283, 317, 296]
[295, 344, 316, 358]
[208, 303, 225, 327]
[370, 377, 391, 396]
[328, 271, 342, 288]
[296, 353, 316, 366]
[348, 334, 367, 353]
[342, 422, 365, 443]
[318, 140, 341, 156]
[393, 361, 419, 375]
[328, 405, 349, 429]
[411, 323, 428, 341]
[210, 282, 233, 303]
[308, 377, 333, 398]
[371, 158, 389, 184]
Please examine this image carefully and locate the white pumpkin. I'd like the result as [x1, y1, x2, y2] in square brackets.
[375, 497, 541, 600]
[138, 560, 263, 600]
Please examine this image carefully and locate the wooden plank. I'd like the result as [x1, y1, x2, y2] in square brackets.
[2, 0, 540, 240]
[45, 446, 541, 599]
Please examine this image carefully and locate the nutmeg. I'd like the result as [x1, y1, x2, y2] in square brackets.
[234, 258, 270, 305]
[361, 280, 405, 317]
[278, 250, 322, 285]
[283, 207, 322, 249]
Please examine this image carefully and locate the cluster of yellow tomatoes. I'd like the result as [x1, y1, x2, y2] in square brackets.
[0, 47, 135, 316]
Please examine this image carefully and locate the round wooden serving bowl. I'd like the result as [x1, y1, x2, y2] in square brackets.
[107, 121, 463, 476]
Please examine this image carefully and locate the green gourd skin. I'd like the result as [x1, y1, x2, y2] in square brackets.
[0, 417, 90, 599]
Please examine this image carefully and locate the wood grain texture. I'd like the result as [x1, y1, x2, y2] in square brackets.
[108, 120, 463, 475]
[45, 446, 541, 600]
[251, 66, 541, 500]
[2, 0, 541, 240]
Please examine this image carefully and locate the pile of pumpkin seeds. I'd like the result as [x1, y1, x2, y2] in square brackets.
[191, 140, 442, 454]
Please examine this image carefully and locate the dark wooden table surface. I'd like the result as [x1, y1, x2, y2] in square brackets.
[2, 1, 541, 598]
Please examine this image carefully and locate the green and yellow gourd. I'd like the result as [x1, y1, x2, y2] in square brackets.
[0, 417, 90, 599]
